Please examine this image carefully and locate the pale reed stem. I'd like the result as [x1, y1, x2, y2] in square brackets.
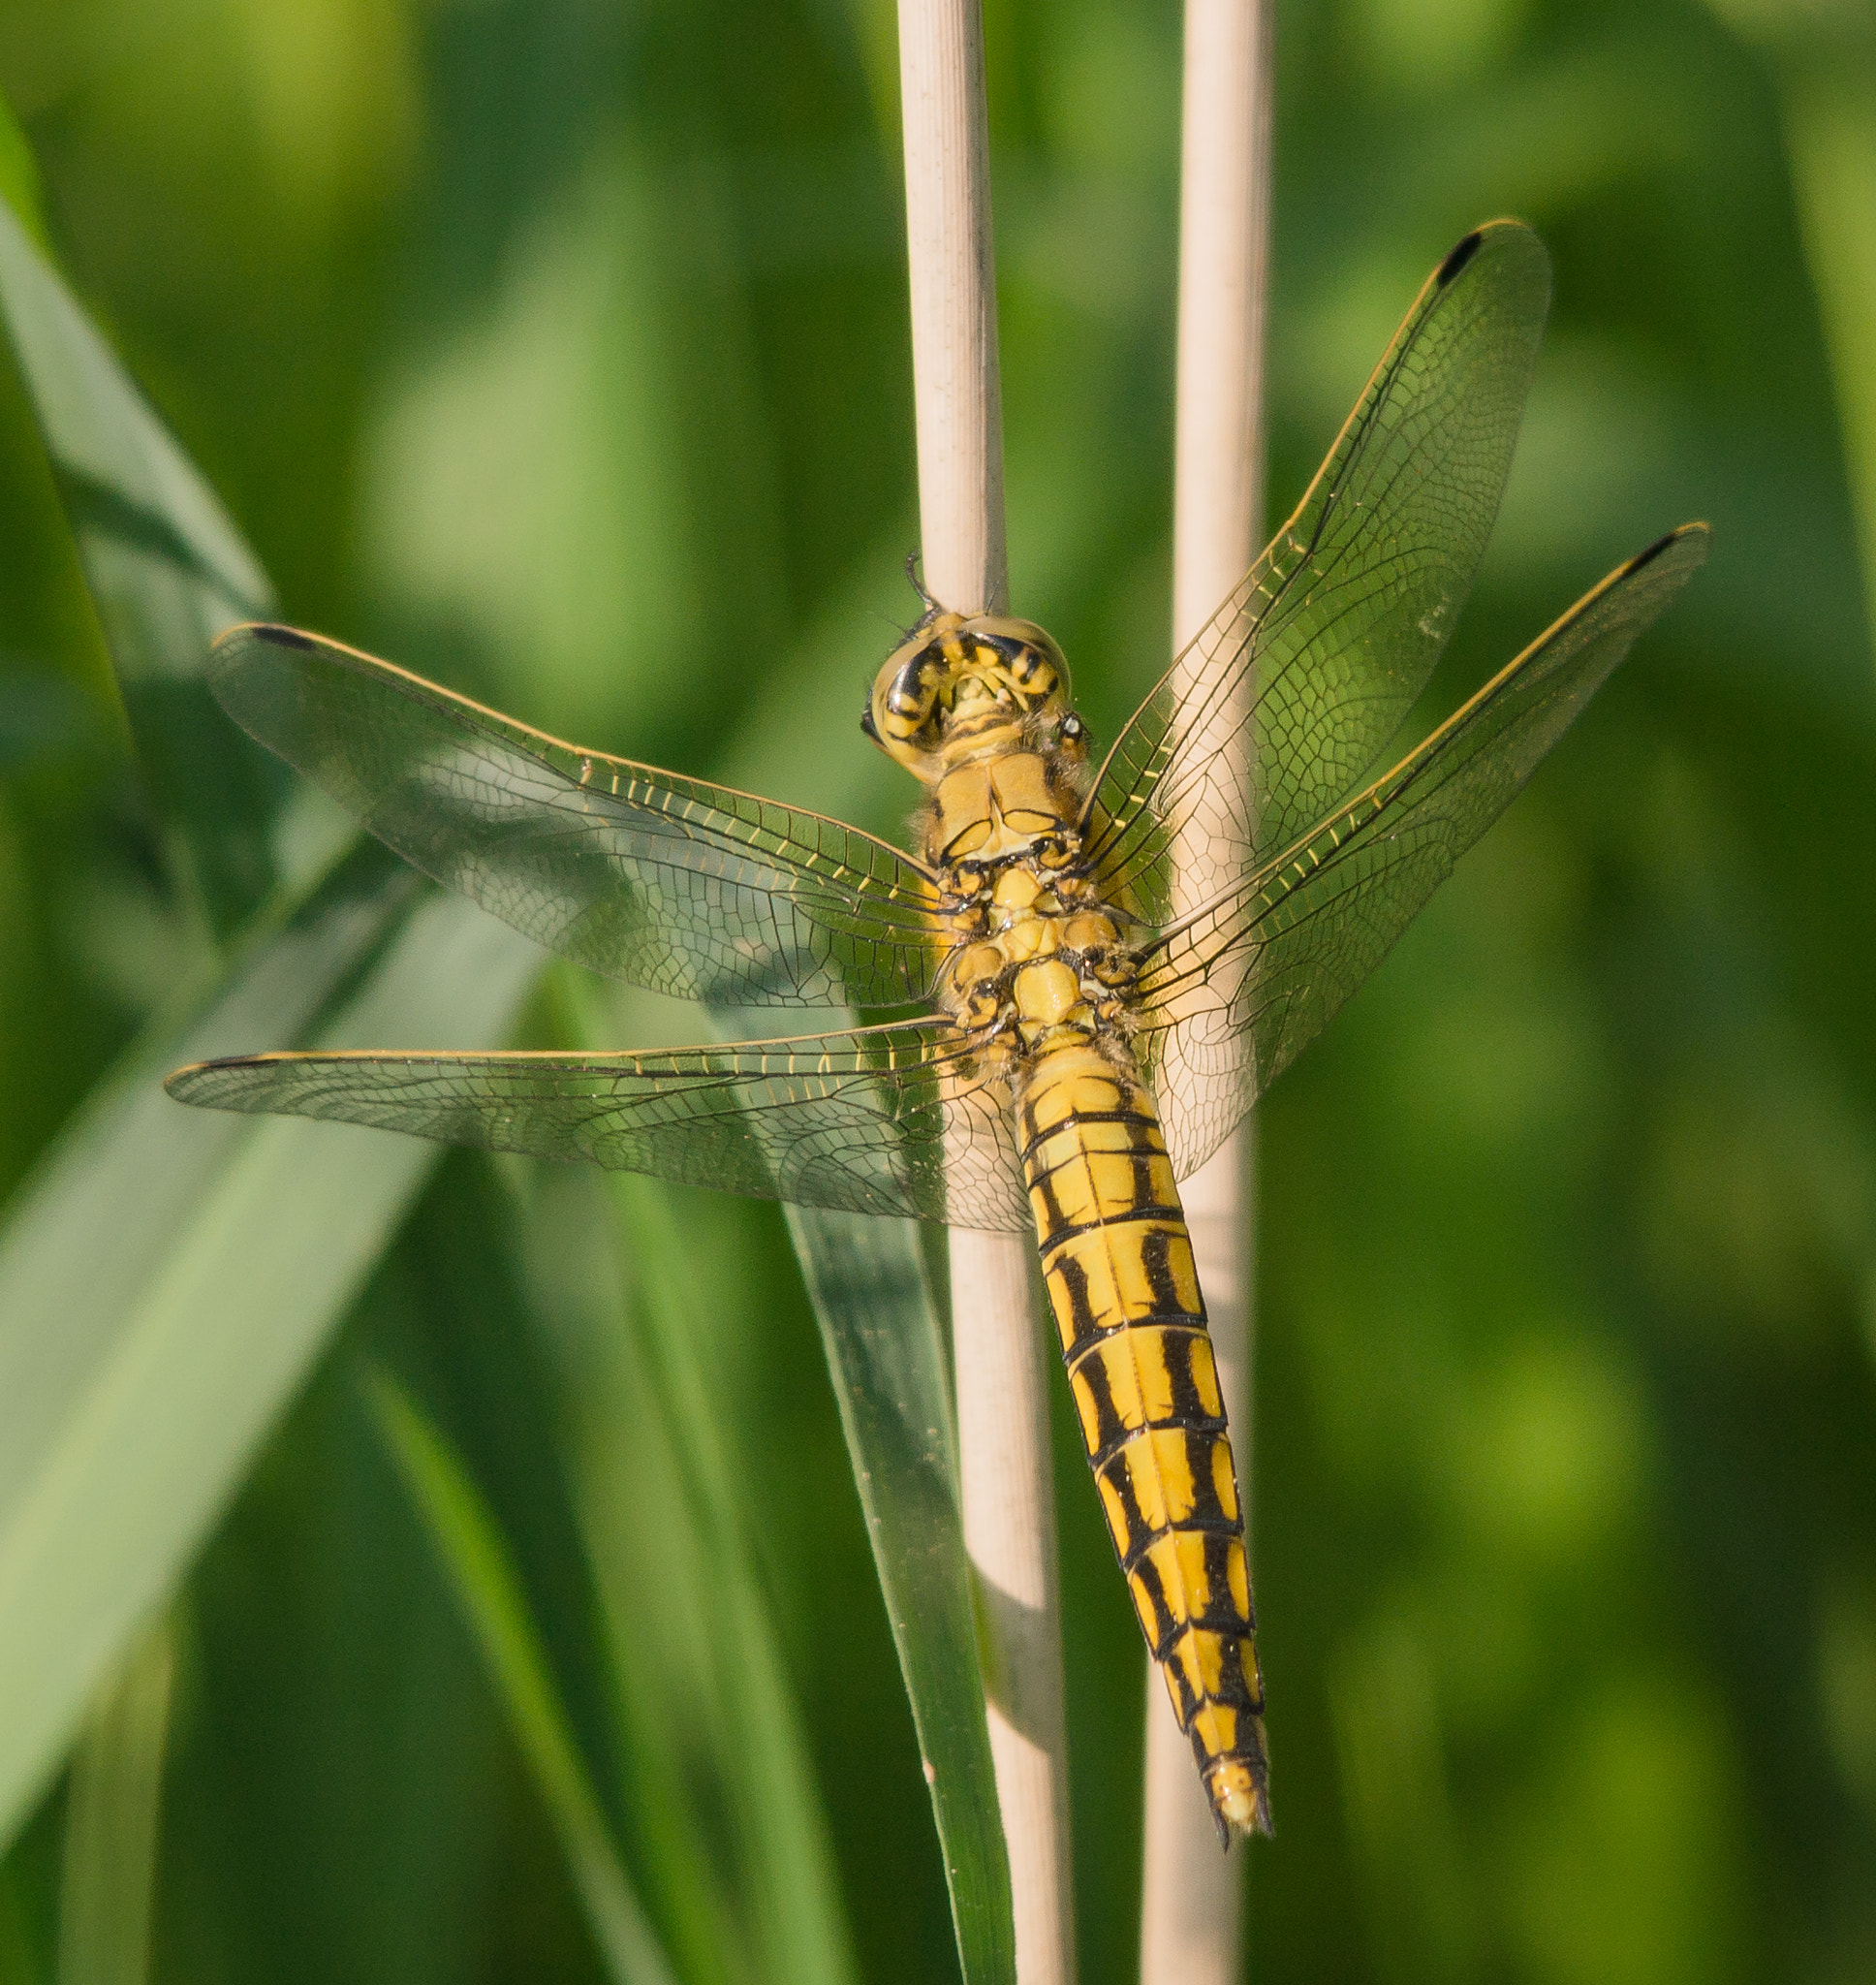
[1141, 2, 1273, 1979]
[896, 4, 1077, 1982]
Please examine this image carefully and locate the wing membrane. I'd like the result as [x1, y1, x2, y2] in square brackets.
[1086, 222, 1553, 923]
[1136, 524, 1709, 1176]
[209, 624, 943, 1008]
[165, 1019, 1030, 1232]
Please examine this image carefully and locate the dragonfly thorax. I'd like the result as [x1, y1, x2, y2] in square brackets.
[939, 851, 1136, 1054]
[932, 769, 1138, 1056]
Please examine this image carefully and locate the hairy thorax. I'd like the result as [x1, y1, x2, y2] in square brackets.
[922, 748, 1138, 1064]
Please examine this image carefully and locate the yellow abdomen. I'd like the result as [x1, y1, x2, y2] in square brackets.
[1016, 1038, 1272, 1838]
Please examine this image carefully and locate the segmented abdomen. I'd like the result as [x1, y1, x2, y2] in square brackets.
[1016, 1038, 1272, 1838]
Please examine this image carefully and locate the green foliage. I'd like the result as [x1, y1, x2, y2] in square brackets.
[0, 3, 1873, 1984]
[362, 1361, 677, 1985]
[777, 1201, 1014, 1980]
[0, 79, 1004, 1985]
[55, 1615, 172, 1985]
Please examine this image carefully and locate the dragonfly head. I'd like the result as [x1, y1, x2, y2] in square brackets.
[866, 605, 1074, 779]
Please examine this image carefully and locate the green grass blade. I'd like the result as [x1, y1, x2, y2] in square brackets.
[701, 988, 1012, 1985]
[0, 98, 47, 250]
[782, 1208, 1015, 1985]
[368, 1152, 638, 1858]
[603, 1170, 860, 1985]
[54, 1613, 174, 1985]
[361, 1147, 748, 1979]
[0, 189, 282, 931]
[0, 115, 565, 1864]
[363, 1363, 678, 1985]
[0, 855, 542, 1849]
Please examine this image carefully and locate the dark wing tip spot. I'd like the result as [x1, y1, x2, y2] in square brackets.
[1624, 521, 1712, 575]
[252, 623, 317, 651]
[1436, 229, 1485, 286]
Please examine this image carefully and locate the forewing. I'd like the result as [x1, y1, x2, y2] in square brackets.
[208, 624, 943, 1008]
[1135, 525, 1709, 1176]
[166, 1018, 1030, 1232]
[1085, 222, 1553, 924]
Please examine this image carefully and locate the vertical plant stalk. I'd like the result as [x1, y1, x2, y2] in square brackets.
[1141, 2, 1273, 1980]
[896, 4, 1078, 1982]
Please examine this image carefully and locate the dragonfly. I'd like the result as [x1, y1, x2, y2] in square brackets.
[168, 221, 1706, 1841]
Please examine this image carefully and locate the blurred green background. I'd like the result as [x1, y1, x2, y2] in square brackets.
[1, 1, 1873, 1982]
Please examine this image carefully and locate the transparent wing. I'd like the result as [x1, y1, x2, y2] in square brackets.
[209, 624, 943, 1008]
[1085, 221, 1553, 924]
[1135, 524, 1709, 1176]
[166, 1017, 1031, 1232]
